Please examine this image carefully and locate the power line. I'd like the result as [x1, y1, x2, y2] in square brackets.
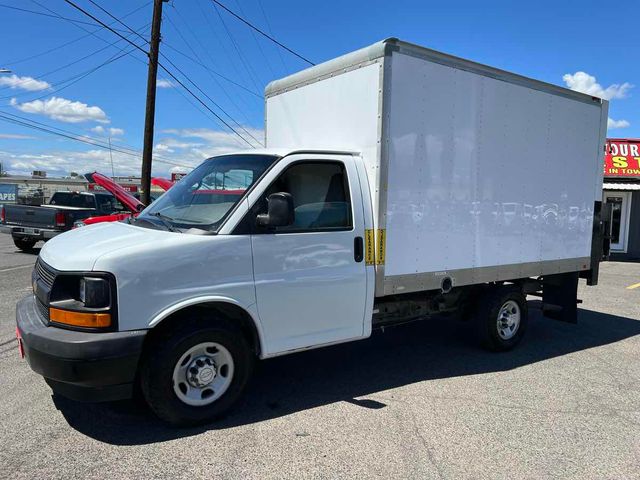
[211, 0, 262, 93]
[210, 0, 315, 66]
[232, 0, 276, 79]
[33, 0, 150, 71]
[3, 2, 152, 67]
[159, 53, 263, 146]
[194, 0, 260, 99]
[0, 111, 141, 156]
[256, 0, 288, 74]
[0, 110, 192, 168]
[0, 45, 140, 103]
[86, 0, 149, 44]
[1, 110, 141, 156]
[164, 9, 258, 127]
[0, 3, 131, 33]
[162, 42, 261, 98]
[62, 0, 148, 56]
[63, 0, 258, 147]
[87, 0, 259, 130]
[0, 23, 150, 95]
[158, 63, 258, 147]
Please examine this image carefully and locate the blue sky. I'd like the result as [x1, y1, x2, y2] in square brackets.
[0, 0, 637, 177]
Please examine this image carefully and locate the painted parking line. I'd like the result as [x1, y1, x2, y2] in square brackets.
[626, 282, 640, 290]
[0, 264, 33, 273]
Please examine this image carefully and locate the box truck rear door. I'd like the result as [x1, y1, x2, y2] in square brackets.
[249, 154, 368, 355]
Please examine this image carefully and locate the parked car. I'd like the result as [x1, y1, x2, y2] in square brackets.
[16, 39, 609, 426]
[73, 173, 173, 228]
[0, 189, 124, 251]
[72, 172, 145, 228]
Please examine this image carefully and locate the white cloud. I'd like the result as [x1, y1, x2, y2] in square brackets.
[607, 117, 630, 129]
[562, 71, 633, 100]
[170, 166, 190, 174]
[91, 126, 124, 136]
[11, 96, 109, 124]
[154, 143, 174, 153]
[155, 137, 203, 149]
[0, 133, 35, 139]
[157, 79, 175, 88]
[0, 74, 50, 92]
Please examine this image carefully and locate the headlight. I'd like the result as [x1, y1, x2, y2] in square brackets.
[49, 274, 115, 329]
[78, 277, 110, 308]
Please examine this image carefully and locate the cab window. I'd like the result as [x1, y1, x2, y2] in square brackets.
[259, 161, 352, 232]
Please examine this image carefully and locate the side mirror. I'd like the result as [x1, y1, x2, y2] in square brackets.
[256, 192, 294, 228]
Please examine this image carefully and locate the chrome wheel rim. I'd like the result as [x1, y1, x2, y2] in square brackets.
[497, 300, 521, 340]
[172, 342, 234, 406]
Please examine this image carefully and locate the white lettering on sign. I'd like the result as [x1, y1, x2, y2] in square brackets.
[0, 193, 16, 201]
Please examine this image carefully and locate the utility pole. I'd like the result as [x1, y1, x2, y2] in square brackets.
[140, 0, 167, 205]
[108, 135, 115, 178]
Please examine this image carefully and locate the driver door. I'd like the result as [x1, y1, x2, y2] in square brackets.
[246, 154, 368, 355]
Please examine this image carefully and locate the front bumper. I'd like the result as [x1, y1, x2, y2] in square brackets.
[1, 225, 59, 240]
[16, 295, 147, 402]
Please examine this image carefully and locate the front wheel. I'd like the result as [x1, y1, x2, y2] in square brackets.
[475, 288, 528, 351]
[13, 237, 36, 251]
[140, 318, 254, 426]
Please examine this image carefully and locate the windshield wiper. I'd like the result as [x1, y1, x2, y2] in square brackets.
[151, 211, 180, 233]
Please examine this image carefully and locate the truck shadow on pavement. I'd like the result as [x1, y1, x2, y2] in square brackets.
[52, 307, 640, 445]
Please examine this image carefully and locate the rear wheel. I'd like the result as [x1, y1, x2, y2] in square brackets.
[140, 317, 253, 426]
[476, 288, 528, 351]
[13, 237, 36, 251]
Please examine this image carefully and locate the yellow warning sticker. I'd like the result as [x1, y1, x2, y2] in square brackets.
[365, 229, 375, 265]
[376, 229, 386, 265]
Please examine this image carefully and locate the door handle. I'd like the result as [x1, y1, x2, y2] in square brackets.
[354, 236, 364, 262]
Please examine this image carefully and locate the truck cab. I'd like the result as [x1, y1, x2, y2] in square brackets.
[17, 150, 374, 425]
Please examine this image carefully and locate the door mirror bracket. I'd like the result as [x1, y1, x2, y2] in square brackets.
[256, 192, 294, 228]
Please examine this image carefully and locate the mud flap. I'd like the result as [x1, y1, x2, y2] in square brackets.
[542, 272, 579, 323]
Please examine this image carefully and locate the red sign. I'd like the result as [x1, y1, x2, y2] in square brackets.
[604, 139, 640, 177]
[171, 172, 187, 182]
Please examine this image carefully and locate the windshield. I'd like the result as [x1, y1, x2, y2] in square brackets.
[137, 154, 278, 232]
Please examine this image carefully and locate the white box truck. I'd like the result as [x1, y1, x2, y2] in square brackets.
[16, 39, 610, 426]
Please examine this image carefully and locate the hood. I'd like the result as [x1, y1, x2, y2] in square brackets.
[85, 172, 144, 213]
[151, 177, 174, 191]
[39, 221, 182, 271]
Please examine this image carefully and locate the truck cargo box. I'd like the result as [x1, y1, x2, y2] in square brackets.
[265, 38, 608, 296]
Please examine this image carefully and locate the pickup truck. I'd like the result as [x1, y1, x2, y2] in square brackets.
[0, 190, 122, 251]
[15, 39, 609, 426]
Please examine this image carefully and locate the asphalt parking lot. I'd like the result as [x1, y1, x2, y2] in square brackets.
[0, 234, 639, 479]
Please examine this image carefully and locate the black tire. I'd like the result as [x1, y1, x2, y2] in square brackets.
[13, 237, 36, 251]
[475, 287, 528, 351]
[140, 317, 254, 427]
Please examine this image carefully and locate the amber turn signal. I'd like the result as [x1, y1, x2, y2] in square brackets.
[49, 308, 112, 328]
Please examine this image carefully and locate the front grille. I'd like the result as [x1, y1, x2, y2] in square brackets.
[34, 257, 56, 323]
[36, 297, 49, 322]
[35, 258, 56, 288]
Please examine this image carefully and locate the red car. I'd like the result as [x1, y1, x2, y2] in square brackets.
[74, 173, 173, 227]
